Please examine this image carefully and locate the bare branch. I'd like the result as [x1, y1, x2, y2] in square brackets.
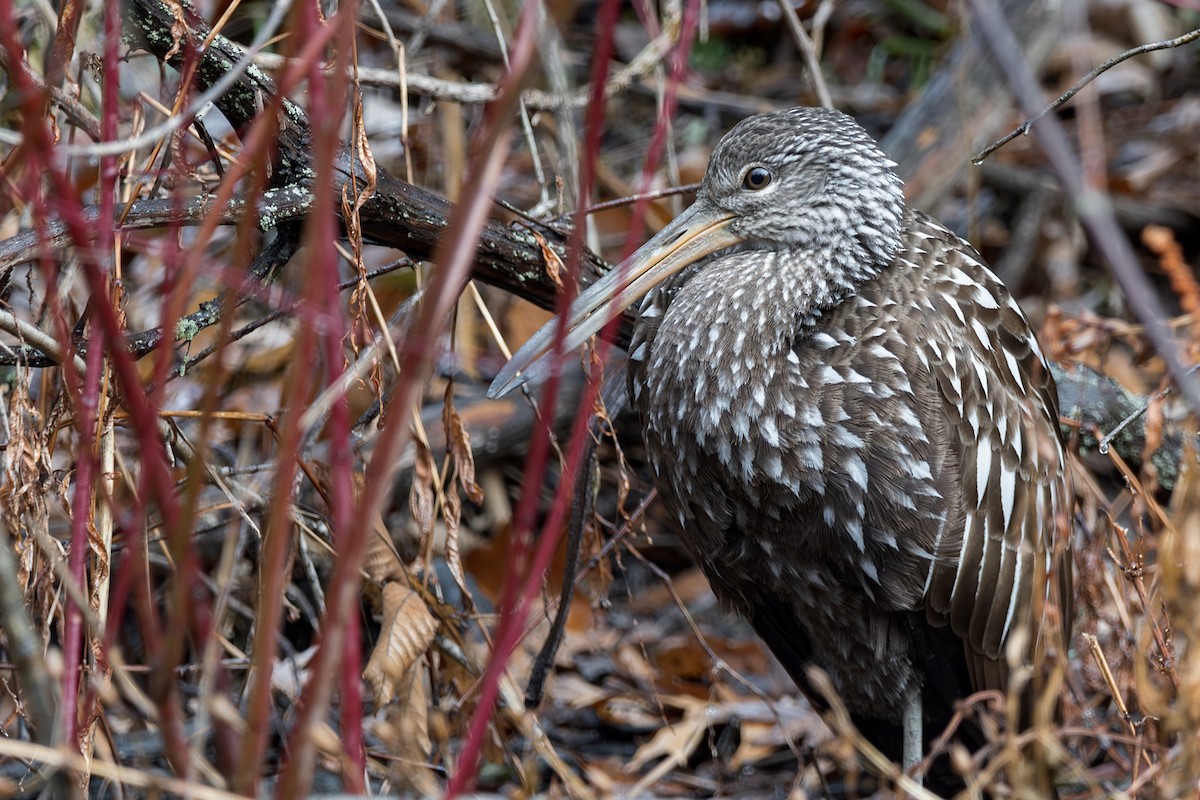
[974, 27, 1200, 164]
[249, 17, 678, 112]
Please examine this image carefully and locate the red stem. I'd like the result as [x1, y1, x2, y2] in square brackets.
[60, 331, 104, 749]
[448, 0, 702, 793]
[446, 0, 622, 788]
[0, 0, 126, 761]
[223, 17, 346, 793]
[272, 1, 542, 794]
[305, 0, 366, 787]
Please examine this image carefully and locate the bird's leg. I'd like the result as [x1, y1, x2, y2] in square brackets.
[902, 680, 923, 785]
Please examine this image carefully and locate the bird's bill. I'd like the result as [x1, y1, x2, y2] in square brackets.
[487, 200, 740, 399]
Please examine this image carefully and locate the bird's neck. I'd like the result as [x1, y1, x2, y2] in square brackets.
[693, 245, 885, 344]
[641, 245, 887, 404]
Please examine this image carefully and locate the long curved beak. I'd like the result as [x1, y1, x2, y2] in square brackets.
[487, 199, 741, 399]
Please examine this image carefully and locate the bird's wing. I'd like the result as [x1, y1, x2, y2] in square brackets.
[905, 218, 1071, 682]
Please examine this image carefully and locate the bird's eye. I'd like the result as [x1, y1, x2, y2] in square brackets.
[742, 166, 772, 191]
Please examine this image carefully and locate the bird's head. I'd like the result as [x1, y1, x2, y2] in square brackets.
[488, 107, 907, 398]
[701, 107, 906, 268]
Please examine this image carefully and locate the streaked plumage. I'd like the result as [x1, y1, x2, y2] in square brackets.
[491, 107, 1072, 793]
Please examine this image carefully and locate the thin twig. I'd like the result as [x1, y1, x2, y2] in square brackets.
[806, 669, 943, 800]
[0, 0, 298, 156]
[776, 0, 832, 109]
[298, 291, 422, 441]
[548, 181, 703, 225]
[0, 738, 242, 800]
[176, 257, 413, 376]
[0, 187, 313, 271]
[974, 27, 1200, 163]
[0, 45, 102, 141]
[623, 542, 806, 763]
[250, 18, 677, 113]
[0, 517, 77, 798]
[0, 308, 88, 374]
[1098, 363, 1200, 455]
[1084, 633, 1154, 769]
[481, 0, 551, 213]
[1105, 512, 1181, 691]
[523, 419, 597, 708]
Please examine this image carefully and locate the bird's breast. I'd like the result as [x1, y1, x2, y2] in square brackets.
[628, 263, 947, 611]
[631, 275, 820, 493]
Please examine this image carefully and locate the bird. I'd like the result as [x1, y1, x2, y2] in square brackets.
[489, 107, 1073, 795]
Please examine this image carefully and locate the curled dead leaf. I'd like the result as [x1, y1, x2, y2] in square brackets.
[440, 479, 475, 613]
[373, 665, 437, 795]
[409, 438, 436, 543]
[351, 96, 378, 206]
[363, 582, 438, 707]
[164, 0, 188, 62]
[533, 229, 566, 291]
[442, 384, 484, 505]
[363, 507, 405, 585]
[440, 384, 481, 608]
[1144, 224, 1199, 318]
[628, 696, 708, 794]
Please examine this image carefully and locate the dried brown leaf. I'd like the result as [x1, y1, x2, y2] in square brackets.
[614, 642, 658, 688]
[363, 582, 438, 707]
[442, 384, 484, 505]
[533, 229, 565, 291]
[373, 661, 437, 795]
[440, 480, 474, 612]
[1143, 225, 1200, 349]
[582, 763, 621, 795]
[628, 695, 707, 790]
[164, 0, 188, 62]
[730, 722, 781, 770]
[408, 438, 436, 543]
[440, 384, 480, 609]
[1, 378, 54, 640]
[552, 673, 613, 710]
[309, 721, 342, 759]
[363, 507, 405, 585]
[724, 697, 829, 769]
[86, 518, 109, 606]
[0, 379, 51, 533]
[344, 94, 380, 357]
[596, 695, 662, 730]
[351, 96, 378, 205]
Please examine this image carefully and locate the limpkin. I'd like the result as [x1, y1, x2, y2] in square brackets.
[490, 107, 1072, 793]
